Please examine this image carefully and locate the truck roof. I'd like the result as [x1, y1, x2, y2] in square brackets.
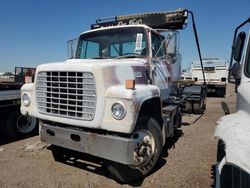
[80, 24, 154, 36]
[192, 59, 228, 68]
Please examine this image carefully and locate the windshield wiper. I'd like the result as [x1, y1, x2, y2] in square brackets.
[92, 57, 111, 59]
[115, 54, 144, 59]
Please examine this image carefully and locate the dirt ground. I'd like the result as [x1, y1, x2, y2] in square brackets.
[0, 84, 237, 188]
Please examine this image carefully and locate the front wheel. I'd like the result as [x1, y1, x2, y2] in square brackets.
[5, 107, 38, 138]
[105, 117, 163, 183]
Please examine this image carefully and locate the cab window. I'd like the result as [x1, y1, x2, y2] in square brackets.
[151, 32, 166, 58]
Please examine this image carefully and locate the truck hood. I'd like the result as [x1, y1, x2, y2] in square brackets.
[214, 110, 250, 174]
[36, 58, 149, 88]
[66, 58, 147, 65]
[33, 58, 151, 131]
[38, 58, 148, 69]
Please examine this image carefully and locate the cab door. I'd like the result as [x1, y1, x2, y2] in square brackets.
[150, 32, 171, 101]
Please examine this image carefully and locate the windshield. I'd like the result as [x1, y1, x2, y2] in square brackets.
[75, 27, 148, 59]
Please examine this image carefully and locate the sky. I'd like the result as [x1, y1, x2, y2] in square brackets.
[0, 0, 249, 72]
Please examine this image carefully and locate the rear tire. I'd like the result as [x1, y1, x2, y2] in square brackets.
[216, 87, 226, 97]
[105, 117, 163, 183]
[193, 100, 203, 114]
[193, 90, 206, 114]
[185, 101, 193, 114]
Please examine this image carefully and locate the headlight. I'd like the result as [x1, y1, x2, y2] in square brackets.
[111, 102, 126, 120]
[22, 93, 30, 107]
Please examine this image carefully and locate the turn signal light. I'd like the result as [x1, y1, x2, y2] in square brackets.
[126, 80, 135, 89]
[25, 76, 32, 83]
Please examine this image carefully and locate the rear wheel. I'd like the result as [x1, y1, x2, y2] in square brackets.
[105, 117, 163, 183]
[193, 89, 206, 114]
[216, 87, 226, 97]
[193, 99, 205, 114]
[185, 101, 193, 114]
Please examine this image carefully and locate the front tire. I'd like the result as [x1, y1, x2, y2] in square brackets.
[105, 117, 163, 183]
[4, 107, 38, 139]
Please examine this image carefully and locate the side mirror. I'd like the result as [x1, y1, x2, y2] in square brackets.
[231, 62, 241, 92]
[166, 31, 179, 55]
[67, 38, 79, 59]
[231, 62, 240, 77]
[233, 32, 246, 62]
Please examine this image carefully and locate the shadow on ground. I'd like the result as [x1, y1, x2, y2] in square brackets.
[181, 112, 205, 126]
[207, 93, 226, 98]
[162, 129, 184, 158]
[48, 145, 144, 186]
[0, 132, 38, 146]
[0, 134, 16, 146]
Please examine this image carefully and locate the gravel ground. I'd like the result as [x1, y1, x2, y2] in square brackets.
[0, 84, 236, 188]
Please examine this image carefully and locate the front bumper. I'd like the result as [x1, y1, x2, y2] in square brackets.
[40, 121, 139, 165]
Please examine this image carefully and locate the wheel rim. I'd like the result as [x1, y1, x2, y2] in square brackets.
[132, 129, 156, 166]
[16, 115, 37, 133]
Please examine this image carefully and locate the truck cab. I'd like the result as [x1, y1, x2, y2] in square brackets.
[22, 24, 180, 132]
[215, 18, 250, 188]
[74, 25, 180, 100]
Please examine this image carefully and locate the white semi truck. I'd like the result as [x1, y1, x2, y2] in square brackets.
[20, 9, 206, 182]
[215, 17, 250, 188]
[192, 58, 228, 96]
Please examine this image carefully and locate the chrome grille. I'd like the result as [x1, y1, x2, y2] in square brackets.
[36, 71, 96, 121]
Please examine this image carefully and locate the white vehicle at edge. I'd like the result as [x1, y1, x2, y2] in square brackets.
[214, 18, 250, 188]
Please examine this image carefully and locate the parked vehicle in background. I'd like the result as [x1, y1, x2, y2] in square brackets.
[192, 58, 228, 96]
[214, 17, 250, 188]
[21, 9, 206, 182]
[0, 67, 38, 139]
[181, 66, 192, 80]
